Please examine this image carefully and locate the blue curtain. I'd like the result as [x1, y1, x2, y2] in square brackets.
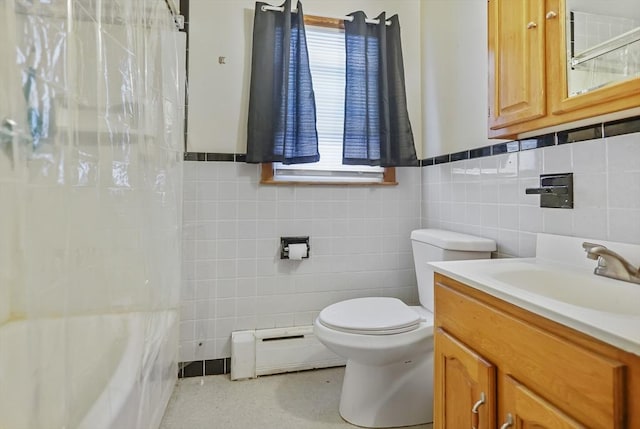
[246, 0, 319, 164]
[343, 12, 418, 167]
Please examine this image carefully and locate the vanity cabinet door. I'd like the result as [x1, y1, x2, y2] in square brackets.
[499, 375, 586, 429]
[434, 328, 496, 429]
[488, 0, 546, 130]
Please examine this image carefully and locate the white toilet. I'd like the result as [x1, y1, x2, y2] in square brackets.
[313, 229, 496, 428]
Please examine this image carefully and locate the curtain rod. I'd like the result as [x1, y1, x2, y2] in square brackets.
[164, 0, 185, 30]
[260, 5, 392, 26]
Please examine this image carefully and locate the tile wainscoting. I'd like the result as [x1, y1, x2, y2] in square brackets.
[180, 115, 639, 367]
[180, 162, 421, 361]
[421, 117, 640, 258]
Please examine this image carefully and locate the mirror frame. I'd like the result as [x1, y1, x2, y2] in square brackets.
[548, 0, 640, 115]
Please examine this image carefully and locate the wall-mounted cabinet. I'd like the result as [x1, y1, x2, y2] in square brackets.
[488, 0, 640, 139]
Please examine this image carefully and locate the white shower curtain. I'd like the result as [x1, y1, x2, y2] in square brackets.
[0, 1, 185, 428]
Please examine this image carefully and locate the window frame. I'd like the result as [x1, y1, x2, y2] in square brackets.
[259, 14, 397, 186]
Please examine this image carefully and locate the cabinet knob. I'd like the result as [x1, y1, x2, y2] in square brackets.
[546, 11, 558, 19]
[471, 392, 486, 429]
[526, 21, 538, 29]
[499, 413, 514, 429]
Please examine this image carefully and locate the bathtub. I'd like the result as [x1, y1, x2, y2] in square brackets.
[0, 310, 178, 429]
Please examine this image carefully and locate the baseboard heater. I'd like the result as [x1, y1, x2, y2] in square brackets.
[230, 326, 345, 380]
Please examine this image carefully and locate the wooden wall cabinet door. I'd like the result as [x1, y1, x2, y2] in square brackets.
[488, 0, 546, 130]
[545, 0, 640, 116]
[434, 328, 496, 429]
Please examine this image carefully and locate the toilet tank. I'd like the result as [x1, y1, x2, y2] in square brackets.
[411, 229, 496, 312]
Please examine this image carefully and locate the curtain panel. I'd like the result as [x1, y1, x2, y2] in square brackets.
[246, 0, 319, 164]
[343, 12, 418, 167]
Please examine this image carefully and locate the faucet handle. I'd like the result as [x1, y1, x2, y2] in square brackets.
[582, 242, 605, 260]
[582, 241, 603, 250]
[582, 242, 640, 284]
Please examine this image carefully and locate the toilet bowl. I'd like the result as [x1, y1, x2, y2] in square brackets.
[314, 229, 496, 428]
[314, 298, 434, 428]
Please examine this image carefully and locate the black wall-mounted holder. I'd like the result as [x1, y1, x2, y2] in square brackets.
[525, 173, 574, 209]
[280, 236, 310, 259]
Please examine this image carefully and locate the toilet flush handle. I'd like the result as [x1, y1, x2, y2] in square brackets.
[471, 392, 486, 429]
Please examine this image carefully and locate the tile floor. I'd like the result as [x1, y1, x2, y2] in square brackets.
[160, 367, 433, 429]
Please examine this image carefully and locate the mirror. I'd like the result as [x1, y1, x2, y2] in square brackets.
[565, 0, 640, 97]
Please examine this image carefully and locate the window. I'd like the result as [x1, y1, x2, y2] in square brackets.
[261, 15, 396, 185]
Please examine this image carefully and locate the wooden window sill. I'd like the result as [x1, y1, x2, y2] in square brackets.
[260, 163, 398, 186]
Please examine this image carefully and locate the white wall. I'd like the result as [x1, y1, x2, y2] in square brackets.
[420, 0, 508, 158]
[187, 0, 423, 158]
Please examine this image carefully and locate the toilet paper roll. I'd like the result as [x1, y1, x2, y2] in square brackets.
[288, 243, 308, 260]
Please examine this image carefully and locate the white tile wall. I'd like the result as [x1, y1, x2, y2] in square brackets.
[181, 131, 640, 361]
[422, 132, 640, 257]
[180, 163, 422, 361]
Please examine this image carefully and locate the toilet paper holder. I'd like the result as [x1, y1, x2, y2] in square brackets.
[280, 236, 310, 259]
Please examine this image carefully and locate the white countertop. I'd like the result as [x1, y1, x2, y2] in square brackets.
[428, 233, 640, 356]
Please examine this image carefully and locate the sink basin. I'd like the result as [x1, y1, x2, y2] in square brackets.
[429, 233, 640, 355]
[487, 262, 640, 316]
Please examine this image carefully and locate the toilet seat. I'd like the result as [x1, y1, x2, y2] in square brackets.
[318, 297, 422, 335]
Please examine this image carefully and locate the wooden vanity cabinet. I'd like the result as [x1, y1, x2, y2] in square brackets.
[433, 273, 640, 429]
[488, 0, 640, 139]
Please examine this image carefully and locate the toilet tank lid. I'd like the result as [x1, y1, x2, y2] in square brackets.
[410, 229, 496, 252]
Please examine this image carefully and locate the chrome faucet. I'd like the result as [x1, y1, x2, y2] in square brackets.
[582, 242, 640, 284]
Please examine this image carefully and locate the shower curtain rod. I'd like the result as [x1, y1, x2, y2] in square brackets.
[260, 5, 392, 26]
[12, 1, 185, 30]
[164, 0, 185, 29]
